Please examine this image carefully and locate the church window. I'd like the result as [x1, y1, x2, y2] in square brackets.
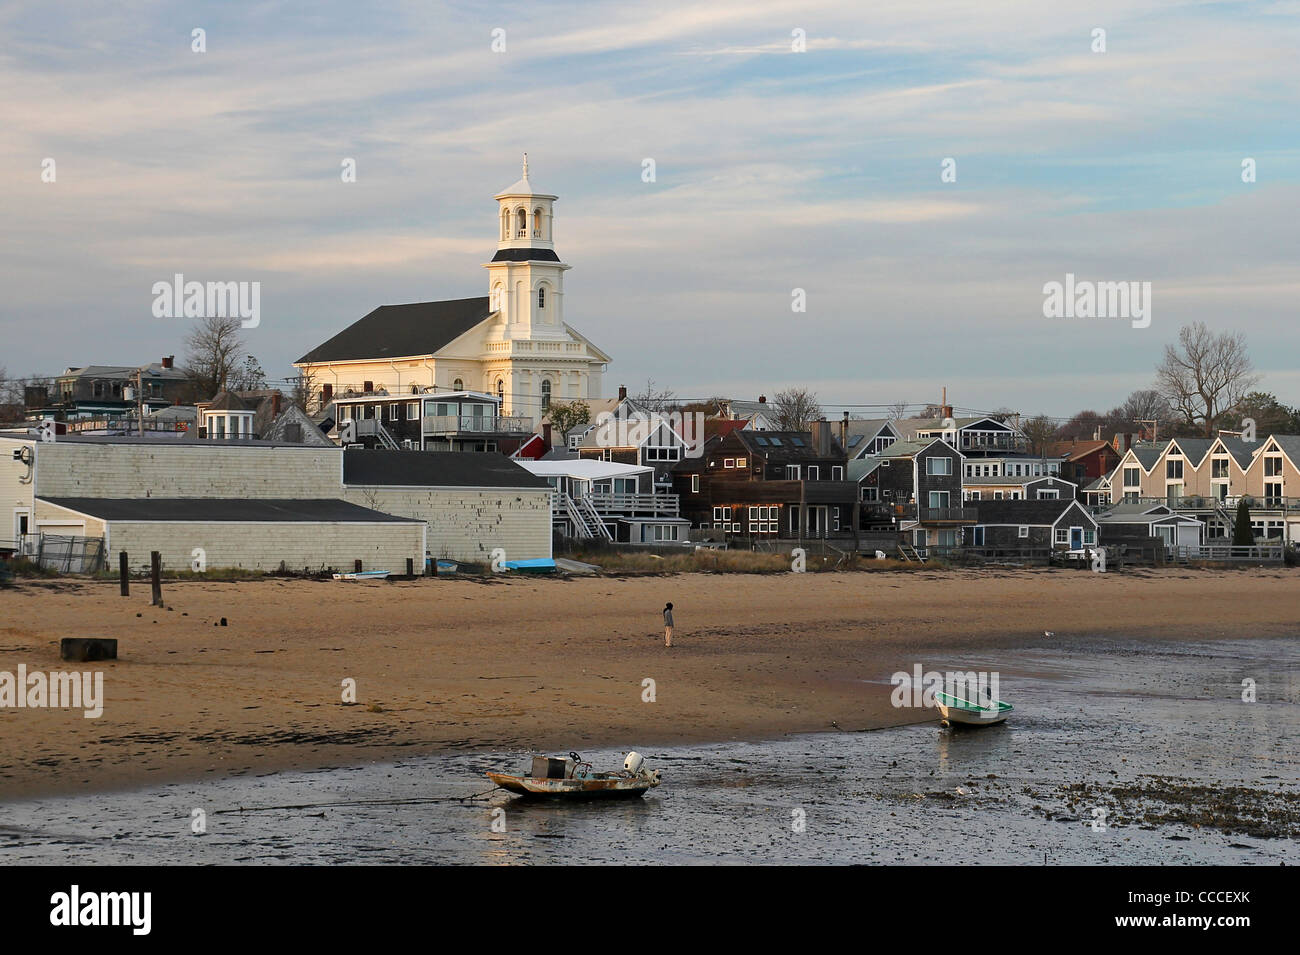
[453, 378, 464, 392]
[501, 210, 510, 241]
[541, 379, 552, 410]
[533, 208, 542, 238]
[516, 208, 527, 238]
[496, 379, 504, 405]
[538, 287, 545, 309]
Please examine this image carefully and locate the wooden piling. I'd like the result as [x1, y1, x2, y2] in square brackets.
[150, 551, 162, 606]
[354, 559, 363, 573]
[119, 551, 129, 597]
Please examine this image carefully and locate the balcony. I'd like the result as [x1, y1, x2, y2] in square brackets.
[553, 491, 680, 518]
[422, 414, 533, 435]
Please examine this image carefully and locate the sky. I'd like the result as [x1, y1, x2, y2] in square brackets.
[1, 0, 1298, 420]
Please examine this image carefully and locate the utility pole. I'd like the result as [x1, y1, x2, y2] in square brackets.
[1137, 418, 1159, 444]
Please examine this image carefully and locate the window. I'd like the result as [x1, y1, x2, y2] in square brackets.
[1265, 456, 1283, 477]
[993, 491, 1004, 500]
[786, 465, 800, 479]
[789, 509, 798, 532]
[807, 466, 819, 480]
[926, 457, 952, 476]
[724, 458, 735, 469]
[533, 209, 543, 238]
[748, 506, 758, 519]
[541, 380, 551, 410]
[1054, 528, 1069, 545]
[1212, 457, 1229, 479]
[832, 466, 843, 480]
[407, 402, 419, 419]
[971, 526, 985, 546]
[736, 457, 747, 469]
[1123, 467, 1140, 487]
[712, 506, 725, 521]
[496, 379, 504, 405]
[1018, 526, 1029, 538]
[1083, 529, 1096, 545]
[863, 486, 878, 502]
[1037, 489, 1059, 500]
[967, 491, 981, 500]
[691, 475, 700, 493]
[538, 287, 546, 309]
[1166, 458, 1183, 480]
[928, 491, 950, 508]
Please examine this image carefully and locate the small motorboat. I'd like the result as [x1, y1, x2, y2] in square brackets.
[486, 751, 661, 799]
[935, 690, 1013, 727]
[502, 558, 557, 575]
[331, 570, 391, 581]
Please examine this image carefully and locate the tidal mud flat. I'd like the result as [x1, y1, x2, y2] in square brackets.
[1, 635, 1296, 864]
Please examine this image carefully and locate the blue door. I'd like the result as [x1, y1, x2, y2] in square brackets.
[1070, 526, 1083, 550]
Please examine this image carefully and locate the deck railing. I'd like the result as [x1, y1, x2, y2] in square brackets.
[422, 414, 533, 434]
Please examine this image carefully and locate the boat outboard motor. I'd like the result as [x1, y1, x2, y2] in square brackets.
[624, 752, 645, 775]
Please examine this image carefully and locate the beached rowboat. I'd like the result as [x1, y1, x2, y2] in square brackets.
[935, 691, 1013, 727]
[486, 751, 661, 799]
[331, 570, 390, 581]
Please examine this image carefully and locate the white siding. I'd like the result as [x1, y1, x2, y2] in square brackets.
[343, 486, 551, 561]
[33, 443, 342, 499]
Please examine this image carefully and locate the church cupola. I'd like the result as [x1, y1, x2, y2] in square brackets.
[494, 153, 559, 256]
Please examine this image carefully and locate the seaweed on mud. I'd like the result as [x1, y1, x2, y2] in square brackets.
[1051, 777, 1300, 839]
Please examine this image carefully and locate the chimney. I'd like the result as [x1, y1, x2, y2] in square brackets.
[272, 392, 281, 416]
[543, 422, 552, 449]
[162, 355, 174, 369]
[758, 395, 766, 404]
[814, 418, 830, 456]
[322, 382, 333, 403]
[840, 410, 849, 448]
[618, 384, 627, 401]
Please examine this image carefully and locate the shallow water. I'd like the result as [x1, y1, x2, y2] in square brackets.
[2, 637, 1297, 864]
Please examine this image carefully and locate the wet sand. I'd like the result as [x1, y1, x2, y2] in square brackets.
[0, 567, 1297, 802]
[3, 635, 1297, 864]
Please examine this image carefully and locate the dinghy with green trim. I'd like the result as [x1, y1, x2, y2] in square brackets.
[935, 691, 1013, 727]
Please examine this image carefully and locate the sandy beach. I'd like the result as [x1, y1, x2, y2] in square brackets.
[1, 567, 1297, 801]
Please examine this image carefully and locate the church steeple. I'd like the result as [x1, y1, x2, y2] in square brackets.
[485, 155, 570, 342]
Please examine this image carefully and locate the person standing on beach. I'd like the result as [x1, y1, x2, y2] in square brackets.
[663, 602, 674, 647]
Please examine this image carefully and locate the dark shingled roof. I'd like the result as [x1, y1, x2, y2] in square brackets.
[343, 449, 550, 489]
[490, 248, 561, 262]
[297, 297, 492, 363]
[40, 498, 418, 523]
[974, 499, 1096, 527]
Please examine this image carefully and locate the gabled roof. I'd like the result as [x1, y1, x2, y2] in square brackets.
[880, 437, 962, 459]
[1264, 435, 1300, 469]
[1211, 435, 1256, 468]
[974, 499, 1096, 527]
[1122, 442, 1170, 472]
[297, 297, 493, 364]
[343, 449, 549, 488]
[260, 404, 335, 447]
[204, 390, 252, 412]
[1166, 437, 1215, 465]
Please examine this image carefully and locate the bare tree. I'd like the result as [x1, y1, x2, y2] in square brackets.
[1022, 415, 1058, 456]
[771, 387, 822, 431]
[886, 400, 910, 420]
[1156, 322, 1260, 438]
[184, 316, 251, 400]
[633, 378, 678, 414]
[290, 367, 318, 413]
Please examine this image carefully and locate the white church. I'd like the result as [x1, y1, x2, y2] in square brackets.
[296, 157, 610, 427]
